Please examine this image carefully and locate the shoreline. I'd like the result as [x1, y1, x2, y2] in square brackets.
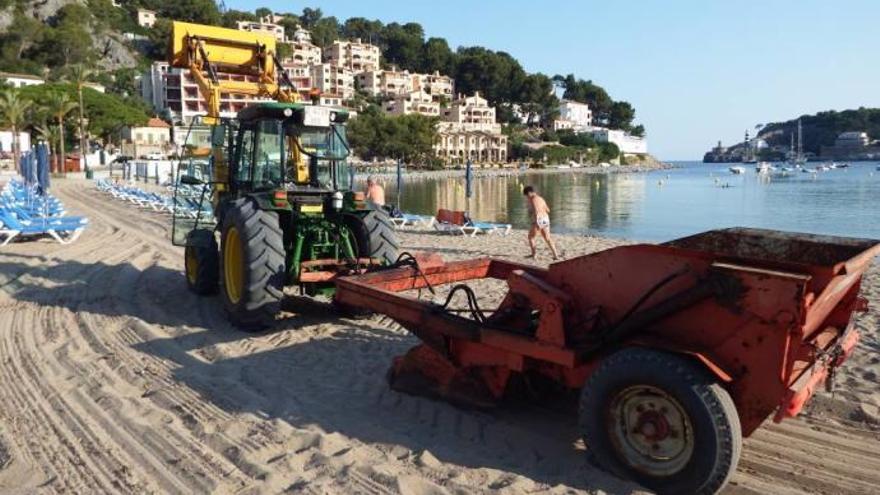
[356, 161, 672, 182]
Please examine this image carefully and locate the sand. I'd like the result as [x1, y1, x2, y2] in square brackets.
[0, 179, 877, 494]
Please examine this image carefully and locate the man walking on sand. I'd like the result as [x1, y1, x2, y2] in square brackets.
[523, 186, 560, 260]
[365, 175, 385, 206]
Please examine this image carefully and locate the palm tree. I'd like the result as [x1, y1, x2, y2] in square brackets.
[67, 64, 94, 172]
[44, 91, 77, 174]
[0, 89, 32, 173]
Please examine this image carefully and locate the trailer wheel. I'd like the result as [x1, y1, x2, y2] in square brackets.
[184, 229, 219, 295]
[579, 348, 741, 495]
[220, 198, 285, 331]
[344, 209, 399, 265]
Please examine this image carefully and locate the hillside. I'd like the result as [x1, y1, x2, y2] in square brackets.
[0, 2, 642, 133]
[758, 108, 880, 155]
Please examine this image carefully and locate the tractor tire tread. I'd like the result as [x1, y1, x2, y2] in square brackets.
[220, 198, 285, 331]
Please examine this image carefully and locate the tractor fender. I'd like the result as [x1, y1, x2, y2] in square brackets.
[624, 338, 734, 383]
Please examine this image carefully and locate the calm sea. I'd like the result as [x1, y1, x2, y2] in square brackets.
[377, 161, 880, 242]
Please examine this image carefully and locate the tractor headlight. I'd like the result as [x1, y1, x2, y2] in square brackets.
[332, 191, 344, 210]
[283, 108, 293, 117]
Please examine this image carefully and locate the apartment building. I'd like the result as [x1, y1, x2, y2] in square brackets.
[434, 123, 508, 164]
[309, 64, 355, 100]
[442, 92, 500, 132]
[592, 128, 647, 154]
[140, 62, 271, 123]
[279, 63, 313, 97]
[357, 68, 414, 97]
[383, 91, 440, 117]
[323, 39, 381, 73]
[413, 71, 454, 102]
[287, 40, 322, 65]
[236, 19, 285, 42]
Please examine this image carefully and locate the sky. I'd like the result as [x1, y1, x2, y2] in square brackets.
[228, 0, 880, 160]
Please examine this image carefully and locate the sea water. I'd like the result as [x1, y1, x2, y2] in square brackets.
[382, 161, 880, 242]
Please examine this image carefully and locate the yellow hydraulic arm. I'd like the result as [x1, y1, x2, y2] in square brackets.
[169, 21, 298, 125]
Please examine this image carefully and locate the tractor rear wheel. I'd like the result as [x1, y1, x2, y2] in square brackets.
[184, 229, 219, 295]
[344, 208, 399, 264]
[579, 347, 741, 495]
[219, 198, 285, 331]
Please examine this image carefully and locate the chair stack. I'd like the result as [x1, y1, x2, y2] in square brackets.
[0, 179, 89, 245]
[95, 179, 214, 220]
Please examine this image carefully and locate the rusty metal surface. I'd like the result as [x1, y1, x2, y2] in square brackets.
[335, 229, 879, 438]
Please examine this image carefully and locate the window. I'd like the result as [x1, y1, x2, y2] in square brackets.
[235, 127, 255, 183]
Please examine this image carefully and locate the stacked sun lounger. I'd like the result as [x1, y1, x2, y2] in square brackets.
[0, 180, 89, 245]
[95, 179, 214, 220]
[432, 209, 511, 237]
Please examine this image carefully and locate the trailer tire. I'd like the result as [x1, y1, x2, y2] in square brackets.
[184, 229, 219, 295]
[344, 209, 399, 265]
[220, 198, 285, 331]
[579, 347, 741, 495]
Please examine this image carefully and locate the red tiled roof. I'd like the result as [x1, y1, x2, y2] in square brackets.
[147, 117, 170, 128]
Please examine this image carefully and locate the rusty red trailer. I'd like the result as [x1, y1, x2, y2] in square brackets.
[335, 228, 880, 494]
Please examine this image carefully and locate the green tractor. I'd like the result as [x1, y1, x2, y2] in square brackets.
[173, 102, 399, 330]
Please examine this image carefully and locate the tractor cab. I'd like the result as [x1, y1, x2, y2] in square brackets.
[228, 102, 353, 194]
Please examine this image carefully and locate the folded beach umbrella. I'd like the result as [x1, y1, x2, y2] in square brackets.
[37, 143, 50, 194]
[396, 158, 403, 208]
[465, 159, 473, 200]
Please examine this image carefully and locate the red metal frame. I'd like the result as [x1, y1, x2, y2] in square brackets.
[335, 228, 880, 436]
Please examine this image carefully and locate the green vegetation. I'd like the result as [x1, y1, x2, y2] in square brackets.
[759, 108, 880, 154]
[18, 83, 149, 144]
[347, 106, 439, 166]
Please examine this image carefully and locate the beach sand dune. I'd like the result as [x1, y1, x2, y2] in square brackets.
[0, 179, 876, 494]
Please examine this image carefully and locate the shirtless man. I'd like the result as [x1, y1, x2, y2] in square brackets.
[523, 186, 560, 260]
[365, 175, 385, 206]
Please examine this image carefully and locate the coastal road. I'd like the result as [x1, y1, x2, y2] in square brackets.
[0, 179, 877, 494]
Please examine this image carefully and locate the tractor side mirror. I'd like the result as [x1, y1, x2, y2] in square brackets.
[180, 174, 203, 185]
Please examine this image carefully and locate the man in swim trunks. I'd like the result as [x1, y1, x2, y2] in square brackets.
[365, 175, 385, 206]
[523, 185, 559, 260]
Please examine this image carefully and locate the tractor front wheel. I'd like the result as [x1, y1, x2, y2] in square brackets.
[220, 198, 285, 331]
[579, 347, 741, 495]
[184, 229, 219, 295]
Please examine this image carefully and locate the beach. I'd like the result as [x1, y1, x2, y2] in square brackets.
[0, 179, 878, 494]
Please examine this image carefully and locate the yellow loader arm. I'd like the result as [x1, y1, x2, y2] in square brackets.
[169, 21, 298, 125]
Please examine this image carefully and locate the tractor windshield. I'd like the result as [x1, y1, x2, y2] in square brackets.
[246, 119, 351, 191]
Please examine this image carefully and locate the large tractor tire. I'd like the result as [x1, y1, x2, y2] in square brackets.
[184, 229, 219, 295]
[344, 208, 400, 264]
[219, 198, 285, 331]
[579, 347, 741, 495]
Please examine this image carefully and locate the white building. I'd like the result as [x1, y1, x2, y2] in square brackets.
[555, 99, 593, 132]
[412, 71, 454, 102]
[280, 63, 313, 98]
[137, 9, 157, 28]
[592, 129, 647, 155]
[442, 92, 500, 133]
[383, 91, 440, 117]
[324, 39, 381, 73]
[434, 123, 508, 164]
[309, 64, 354, 100]
[0, 72, 44, 88]
[287, 40, 321, 66]
[835, 131, 870, 148]
[121, 118, 171, 158]
[289, 27, 312, 43]
[357, 68, 414, 97]
[236, 19, 285, 42]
